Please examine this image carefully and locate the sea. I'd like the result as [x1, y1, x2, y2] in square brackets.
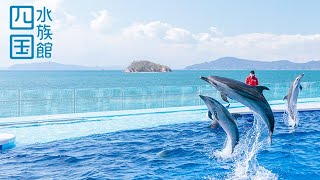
[0, 70, 317, 89]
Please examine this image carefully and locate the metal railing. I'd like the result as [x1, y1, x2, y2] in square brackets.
[0, 82, 319, 118]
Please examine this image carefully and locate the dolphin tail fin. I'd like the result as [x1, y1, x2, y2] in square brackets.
[300, 85, 302, 91]
[255, 86, 270, 93]
[283, 95, 288, 101]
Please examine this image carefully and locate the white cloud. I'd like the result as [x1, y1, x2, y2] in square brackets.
[209, 26, 223, 36]
[122, 22, 224, 44]
[39, 19, 320, 68]
[90, 10, 112, 33]
[53, 12, 77, 31]
[122, 21, 195, 43]
[122, 21, 170, 39]
[164, 28, 193, 43]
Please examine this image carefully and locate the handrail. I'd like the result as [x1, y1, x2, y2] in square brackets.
[0, 81, 319, 118]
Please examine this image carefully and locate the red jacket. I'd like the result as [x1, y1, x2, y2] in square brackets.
[246, 75, 259, 86]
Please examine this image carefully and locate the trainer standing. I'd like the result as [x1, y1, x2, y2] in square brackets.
[245, 70, 259, 86]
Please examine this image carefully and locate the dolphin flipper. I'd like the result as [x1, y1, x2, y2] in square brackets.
[283, 95, 288, 100]
[207, 110, 220, 129]
[225, 104, 230, 109]
[300, 85, 302, 91]
[209, 120, 220, 129]
[220, 92, 229, 103]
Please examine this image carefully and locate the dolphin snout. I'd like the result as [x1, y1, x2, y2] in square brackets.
[298, 73, 304, 80]
[200, 76, 209, 82]
[199, 94, 206, 100]
[201, 76, 218, 86]
[199, 95, 212, 104]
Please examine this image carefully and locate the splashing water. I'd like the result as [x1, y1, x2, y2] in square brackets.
[284, 107, 299, 128]
[282, 100, 300, 128]
[222, 114, 278, 180]
[213, 134, 234, 160]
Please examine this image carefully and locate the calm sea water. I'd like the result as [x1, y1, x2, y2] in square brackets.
[1, 111, 319, 179]
[0, 70, 318, 89]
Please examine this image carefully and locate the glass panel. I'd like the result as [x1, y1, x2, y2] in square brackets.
[0, 82, 319, 118]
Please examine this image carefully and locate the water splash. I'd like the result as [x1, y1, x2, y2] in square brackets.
[283, 107, 299, 128]
[225, 114, 278, 180]
[213, 135, 234, 160]
[282, 98, 300, 128]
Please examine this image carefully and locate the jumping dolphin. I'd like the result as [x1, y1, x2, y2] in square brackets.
[200, 76, 274, 142]
[200, 95, 239, 153]
[283, 73, 304, 127]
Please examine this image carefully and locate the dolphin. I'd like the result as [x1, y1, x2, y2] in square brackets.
[283, 73, 304, 127]
[200, 95, 239, 153]
[200, 76, 274, 142]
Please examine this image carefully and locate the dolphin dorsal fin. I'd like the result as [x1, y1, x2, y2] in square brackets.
[300, 85, 302, 91]
[220, 92, 229, 103]
[283, 95, 288, 101]
[255, 86, 270, 93]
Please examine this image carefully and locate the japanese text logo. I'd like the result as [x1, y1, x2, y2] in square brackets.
[10, 5, 53, 60]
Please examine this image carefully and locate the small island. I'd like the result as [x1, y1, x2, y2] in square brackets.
[124, 61, 172, 73]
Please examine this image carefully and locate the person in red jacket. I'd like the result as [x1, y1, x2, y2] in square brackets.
[245, 70, 259, 86]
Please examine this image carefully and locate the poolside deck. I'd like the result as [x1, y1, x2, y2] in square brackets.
[1, 97, 320, 146]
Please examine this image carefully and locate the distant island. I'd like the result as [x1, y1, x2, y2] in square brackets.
[185, 57, 320, 70]
[124, 61, 172, 73]
[6, 62, 123, 71]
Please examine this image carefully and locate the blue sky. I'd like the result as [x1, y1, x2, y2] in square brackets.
[1, 0, 320, 68]
[63, 0, 320, 35]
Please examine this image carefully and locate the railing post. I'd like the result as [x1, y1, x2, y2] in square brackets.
[121, 88, 124, 110]
[18, 89, 21, 116]
[162, 86, 165, 108]
[198, 86, 202, 106]
[73, 88, 76, 113]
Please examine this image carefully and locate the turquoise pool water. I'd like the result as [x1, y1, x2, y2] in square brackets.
[0, 110, 319, 179]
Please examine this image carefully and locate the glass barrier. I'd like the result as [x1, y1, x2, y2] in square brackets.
[0, 82, 318, 118]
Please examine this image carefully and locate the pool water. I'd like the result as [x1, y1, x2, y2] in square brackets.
[0, 111, 320, 179]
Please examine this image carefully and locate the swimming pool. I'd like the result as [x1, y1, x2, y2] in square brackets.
[0, 103, 319, 179]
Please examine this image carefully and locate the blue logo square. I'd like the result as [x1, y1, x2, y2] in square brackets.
[10, 35, 34, 59]
[10, 6, 34, 30]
